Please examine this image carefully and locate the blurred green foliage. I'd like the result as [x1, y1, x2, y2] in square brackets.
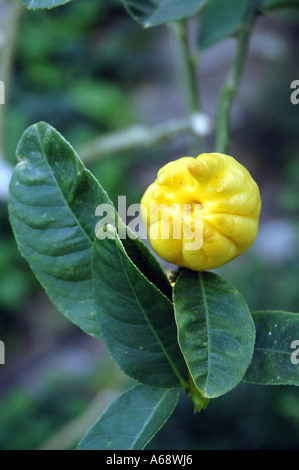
[0, 383, 88, 450]
[0, 206, 37, 313]
[149, 384, 299, 450]
[0, 0, 165, 451]
[1, 0, 157, 316]
[0, 357, 128, 450]
[6, 0, 131, 157]
[1, 0, 299, 451]
[217, 250, 299, 314]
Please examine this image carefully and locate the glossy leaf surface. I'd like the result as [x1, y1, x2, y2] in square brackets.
[173, 270, 255, 398]
[244, 310, 299, 386]
[92, 228, 188, 388]
[77, 384, 179, 450]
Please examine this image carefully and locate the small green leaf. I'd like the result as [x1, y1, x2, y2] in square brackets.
[77, 384, 179, 450]
[120, 0, 207, 27]
[244, 310, 299, 386]
[92, 229, 189, 389]
[21, 0, 73, 9]
[199, 0, 257, 50]
[173, 270, 255, 398]
[261, 0, 299, 11]
[8, 122, 113, 341]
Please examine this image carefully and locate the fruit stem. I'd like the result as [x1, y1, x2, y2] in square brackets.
[187, 372, 210, 414]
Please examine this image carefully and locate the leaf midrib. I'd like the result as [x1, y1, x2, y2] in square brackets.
[130, 390, 173, 449]
[34, 126, 93, 248]
[254, 346, 292, 356]
[128, 0, 202, 25]
[147, 0, 200, 24]
[199, 272, 211, 395]
[116, 241, 186, 389]
[148, 0, 179, 22]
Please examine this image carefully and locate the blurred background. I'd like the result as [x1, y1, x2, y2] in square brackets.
[1, 0, 299, 450]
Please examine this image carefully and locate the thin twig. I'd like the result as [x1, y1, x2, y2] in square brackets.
[76, 113, 212, 164]
[215, 14, 256, 154]
[173, 19, 201, 113]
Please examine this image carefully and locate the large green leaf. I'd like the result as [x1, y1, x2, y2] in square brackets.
[77, 384, 179, 450]
[120, 0, 207, 27]
[8, 122, 114, 341]
[92, 228, 189, 389]
[173, 270, 255, 398]
[8, 122, 173, 343]
[244, 311, 299, 386]
[199, 0, 257, 50]
[21, 0, 73, 9]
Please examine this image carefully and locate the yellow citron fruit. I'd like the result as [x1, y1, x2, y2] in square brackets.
[141, 153, 261, 271]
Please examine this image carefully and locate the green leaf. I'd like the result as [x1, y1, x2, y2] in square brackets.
[77, 384, 179, 450]
[199, 0, 257, 50]
[21, 0, 73, 9]
[121, 227, 172, 301]
[8, 122, 173, 343]
[92, 228, 189, 389]
[173, 270, 255, 398]
[261, 0, 299, 11]
[8, 122, 114, 341]
[120, 0, 207, 27]
[244, 310, 299, 386]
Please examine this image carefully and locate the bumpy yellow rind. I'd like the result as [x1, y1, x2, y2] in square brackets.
[141, 153, 261, 271]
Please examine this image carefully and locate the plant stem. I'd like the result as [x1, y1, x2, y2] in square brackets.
[170, 18, 204, 155]
[175, 19, 200, 113]
[187, 372, 210, 413]
[76, 113, 211, 164]
[78, 21, 211, 165]
[215, 14, 256, 154]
